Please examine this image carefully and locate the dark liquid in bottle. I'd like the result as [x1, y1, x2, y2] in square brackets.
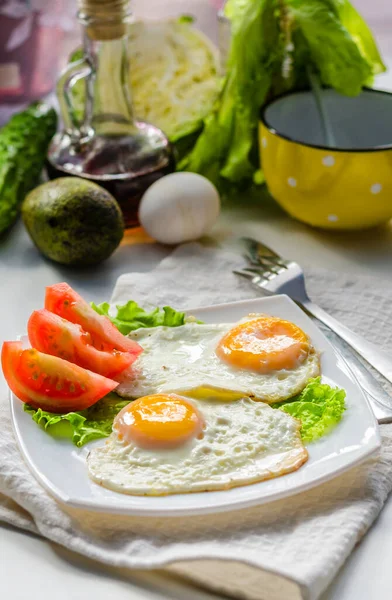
[47, 128, 175, 228]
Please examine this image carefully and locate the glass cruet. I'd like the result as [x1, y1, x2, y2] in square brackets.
[47, 0, 175, 228]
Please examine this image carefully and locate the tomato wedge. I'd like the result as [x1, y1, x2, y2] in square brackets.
[2, 341, 118, 413]
[45, 283, 142, 357]
[28, 309, 134, 378]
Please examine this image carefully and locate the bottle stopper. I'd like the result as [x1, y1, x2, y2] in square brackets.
[78, 0, 132, 40]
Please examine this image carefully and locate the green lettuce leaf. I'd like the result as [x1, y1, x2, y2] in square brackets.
[180, 0, 384, 187]
[286, 0, 372, 96]
[180, 0, 281, 183]
[24, 394, 130, 447]
[91, 301, 186, 335]
[336, 0, 386, 81]
[272, 377, 346, 443]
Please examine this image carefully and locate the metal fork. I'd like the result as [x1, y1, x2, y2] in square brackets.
[234, 237, 392, 420]
[235, 238, 392, 422]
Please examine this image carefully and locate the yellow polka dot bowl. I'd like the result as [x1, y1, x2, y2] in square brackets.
[259, 88, 392, 230]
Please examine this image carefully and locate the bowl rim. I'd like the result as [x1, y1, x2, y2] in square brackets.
[260, 87, 392, 153]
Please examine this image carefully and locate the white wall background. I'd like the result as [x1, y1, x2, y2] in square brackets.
[132, 1, 392, 49]
[353, 0, 392, 21]
[132, 0, 392, 21]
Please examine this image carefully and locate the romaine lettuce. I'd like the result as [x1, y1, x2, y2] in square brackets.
[336, 0, 386, 80]
[181, 0, 385, 186]
[286, 0, 372, 96]
[180, 0, 281, 183]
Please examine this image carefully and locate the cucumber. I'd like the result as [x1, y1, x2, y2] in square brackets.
[0, 102, 57, 236]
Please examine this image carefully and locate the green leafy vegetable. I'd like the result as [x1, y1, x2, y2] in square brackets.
[181, 0, 385, 187]
[272, 377, 346, 443]
[0, 102, 57, 236]
[91, 301, 186, 335]
[180, 0, 280, 183]
[24, 394, 130, 447]
[287, 0, 371, 96]
[336, 0, 386, 79]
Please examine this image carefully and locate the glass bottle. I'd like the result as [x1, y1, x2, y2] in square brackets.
[46, 0, 174, 228]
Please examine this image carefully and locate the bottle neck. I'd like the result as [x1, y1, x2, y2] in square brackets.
[81, 17, 137, 136]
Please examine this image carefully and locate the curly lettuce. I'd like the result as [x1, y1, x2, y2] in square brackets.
[24, 394, 130, 447]
[273, 377, 346, 443]
[91, 300, 186, 335]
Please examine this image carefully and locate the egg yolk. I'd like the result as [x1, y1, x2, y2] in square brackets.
[114, 394, 204, 450]
[216, 316, 309, 373]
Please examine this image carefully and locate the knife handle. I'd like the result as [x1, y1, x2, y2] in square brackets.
[302, 299, 392, 387]
[315, 319, 392, 424]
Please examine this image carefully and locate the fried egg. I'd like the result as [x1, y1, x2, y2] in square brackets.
[87, 393, 308, 495]
[116, 314, 320, 403]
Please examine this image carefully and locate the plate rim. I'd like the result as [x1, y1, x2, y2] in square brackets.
[10, 294, 381, 516]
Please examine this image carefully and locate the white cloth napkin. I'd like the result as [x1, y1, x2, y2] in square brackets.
[2, 243, 392, 600]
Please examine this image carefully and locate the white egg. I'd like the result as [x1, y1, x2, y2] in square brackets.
[116, 315, 320, 404]
[87, 394, 308, 496]
[138, 172, 220, 244]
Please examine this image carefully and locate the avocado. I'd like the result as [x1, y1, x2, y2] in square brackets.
[22, 177, 124, 266]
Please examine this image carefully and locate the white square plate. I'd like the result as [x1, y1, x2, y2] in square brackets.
[10, 295, 380, 516]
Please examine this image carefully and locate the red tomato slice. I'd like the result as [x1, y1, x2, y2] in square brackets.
[28, 309, 134, 378]
[45, 283, 141, 357]
[2, 341, 118, 413]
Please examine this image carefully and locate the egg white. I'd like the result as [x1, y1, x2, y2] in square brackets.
[116, 318, 320, 404]
[87, 396, 308, 496]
